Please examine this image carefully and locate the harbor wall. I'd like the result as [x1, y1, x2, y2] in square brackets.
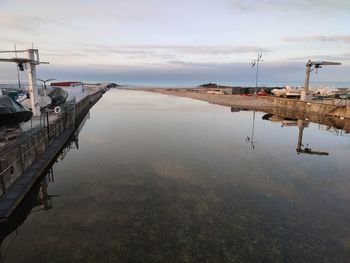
[258, 97, 350, 118]
[0, 90, 103, 196]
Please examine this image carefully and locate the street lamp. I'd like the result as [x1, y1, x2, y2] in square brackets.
[37, 78, 56, 95]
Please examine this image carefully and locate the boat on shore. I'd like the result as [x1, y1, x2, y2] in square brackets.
[271, 86, 302, 98]
[0, 95, 33, 126]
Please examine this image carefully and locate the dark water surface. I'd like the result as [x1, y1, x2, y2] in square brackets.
[1, 90, 350, 262]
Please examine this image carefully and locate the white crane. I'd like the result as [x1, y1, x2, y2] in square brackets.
[301, 60, 341, 102]
[0, 49, 49, 116]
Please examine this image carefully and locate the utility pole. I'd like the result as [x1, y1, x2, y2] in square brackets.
[38, 78, 56, 96]
[251, 53, 263, 96]
[246, 53, 263, 150]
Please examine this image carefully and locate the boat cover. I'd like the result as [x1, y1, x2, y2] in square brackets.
[48, 87, 68, 106]
[0, 95, 33, 126]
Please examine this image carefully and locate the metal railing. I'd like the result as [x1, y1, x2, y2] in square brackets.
[0, 89, 104, 195]
[0, 111, 74, 194]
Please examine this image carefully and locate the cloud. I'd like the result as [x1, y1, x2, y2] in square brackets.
[32, 60, 350, 84]
[0, 14, 52, 33]
[287, 53, 350, 62]
[80, 43, 268, 57]
[1, 59, 349, 85]
[283, 35, 350, 43]
[231, 0, 350, 13]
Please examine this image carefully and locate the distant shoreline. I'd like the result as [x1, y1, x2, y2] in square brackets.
[133, 87, 274, 110]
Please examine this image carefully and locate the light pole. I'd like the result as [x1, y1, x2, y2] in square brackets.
[251, 53, 263, 96]
[246, 53, 263, 150]
[37, 78, 55, 136]
[37, 78, 56, 96]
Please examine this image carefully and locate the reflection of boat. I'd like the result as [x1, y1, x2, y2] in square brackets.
[262, 113, 273, 120]
[262, 114, 306, 127]
[0, 95, 33, 126]
[47, 87, 68, 107]
[281, 118, 298, 126]
[269, 115, 284, 122]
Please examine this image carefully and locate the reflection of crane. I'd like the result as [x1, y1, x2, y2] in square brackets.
[296, 119, 329, 156]
[0, 49, 49, 116]
[301, 60, 341, 102]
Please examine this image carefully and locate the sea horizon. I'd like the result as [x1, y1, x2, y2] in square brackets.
[1, 79, 350, 89]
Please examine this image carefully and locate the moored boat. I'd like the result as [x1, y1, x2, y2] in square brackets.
[0, 95, 33, 126]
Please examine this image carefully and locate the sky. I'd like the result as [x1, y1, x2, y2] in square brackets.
[0, 0, 349, 86]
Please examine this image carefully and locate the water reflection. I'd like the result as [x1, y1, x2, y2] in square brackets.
[295, 119, 329, 156]
[0, 170, 55, 260]
[0, 111, 89, 260]
[245, 109, 257, 150]
[1, 90, 350, 262]
[259, 111, 349, 156]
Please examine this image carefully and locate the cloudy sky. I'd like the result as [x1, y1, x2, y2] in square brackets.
[0, 0, 349, 85]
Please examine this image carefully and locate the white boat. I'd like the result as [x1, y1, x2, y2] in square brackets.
[272, 86, 302, 97]
[311, 86, 350, 98]
[285, 86, 302, 97]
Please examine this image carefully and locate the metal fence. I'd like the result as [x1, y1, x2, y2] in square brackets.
[0, 99, 76, 153]
[0, 102, 76, 195]
[0, 89, 103, 196]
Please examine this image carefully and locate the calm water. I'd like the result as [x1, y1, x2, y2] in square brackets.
[1, 90, 350, 262]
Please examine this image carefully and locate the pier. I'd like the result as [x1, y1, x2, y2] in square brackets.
[0, 88, 106, 220]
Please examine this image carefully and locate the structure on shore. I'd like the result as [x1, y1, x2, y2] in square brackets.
[0, 47, 113, 220]
[0, 49, 48, 116]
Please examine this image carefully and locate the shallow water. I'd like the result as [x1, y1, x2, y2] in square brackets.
[1, 90, 350, 262]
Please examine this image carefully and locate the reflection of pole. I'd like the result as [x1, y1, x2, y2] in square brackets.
[39, 178, 49, 209]
[251, 109, 256, 149]
[296, 119, 304, 154]
[46, 111, 50, 136]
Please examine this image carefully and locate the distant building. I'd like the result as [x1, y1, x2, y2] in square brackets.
[50, 81, 83, 88]
[207, 89, 225, 95]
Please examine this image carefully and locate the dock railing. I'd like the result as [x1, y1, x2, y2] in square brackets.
[0, 89, 104, 196]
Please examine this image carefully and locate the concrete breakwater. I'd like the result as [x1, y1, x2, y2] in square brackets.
[265, 96, 350, 119]
[139, 89, 350, 119]
[0, 89, 104, 214]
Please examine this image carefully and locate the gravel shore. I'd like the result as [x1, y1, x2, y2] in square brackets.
[136, 88, 275, 110]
